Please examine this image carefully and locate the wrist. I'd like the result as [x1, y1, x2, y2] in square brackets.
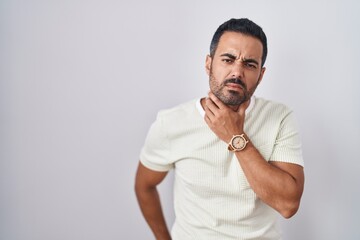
[228, 134, 249, 152]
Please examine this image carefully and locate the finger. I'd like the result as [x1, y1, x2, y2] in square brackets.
[205, 97, 218, 116]
[204, 113, 215, 128]
[203, 100, 215, 121]
[204, 111, 216, 124]
[204, 114, 211, 125]
[208, 91, 226, 109]
[237, 99, 251, 115]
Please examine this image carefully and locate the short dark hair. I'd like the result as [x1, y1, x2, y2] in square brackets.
[210, 18, 268, 67]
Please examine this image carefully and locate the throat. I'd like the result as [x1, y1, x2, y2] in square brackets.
[229, 105, 240, 111]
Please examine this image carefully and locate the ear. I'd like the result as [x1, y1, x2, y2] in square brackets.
[205, 55, 212, 76]
[257, 67, 266, 85]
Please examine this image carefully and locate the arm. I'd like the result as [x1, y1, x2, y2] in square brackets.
[204, 92, 304, 218]
[234, 144, 304, 218]
[135, 161, 172, 240]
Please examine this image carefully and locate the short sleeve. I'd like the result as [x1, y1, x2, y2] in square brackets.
[139, 113, 174, 172]
[269, 111, 304, 167]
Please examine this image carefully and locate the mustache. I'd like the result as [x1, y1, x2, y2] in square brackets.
[224, 78, 247, 90]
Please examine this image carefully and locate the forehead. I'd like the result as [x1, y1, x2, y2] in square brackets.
[215, 31, 263, 60]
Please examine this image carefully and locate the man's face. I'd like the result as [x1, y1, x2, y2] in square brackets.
[206, 31, 266, 106]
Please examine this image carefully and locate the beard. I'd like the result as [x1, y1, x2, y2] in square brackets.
[209, 71, 259, 106]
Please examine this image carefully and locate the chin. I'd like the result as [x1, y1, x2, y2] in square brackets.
[224, 94, 247, 106]
[220, 97, 245, 106]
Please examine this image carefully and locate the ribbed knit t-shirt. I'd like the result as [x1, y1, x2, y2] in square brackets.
[140, 96, 304, 240]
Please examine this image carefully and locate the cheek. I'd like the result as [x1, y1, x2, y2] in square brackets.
[248, 77, 261, 92]
[209, 75, 222, 92]
[246, 72, 262, 85]
[211, 65, 229, 81]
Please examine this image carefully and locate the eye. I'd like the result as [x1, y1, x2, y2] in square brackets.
[244, 62, 257, 69]
[222, 58, 234, 64]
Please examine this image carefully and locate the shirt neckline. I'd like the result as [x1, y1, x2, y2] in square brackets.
[196, 95, 256, 118]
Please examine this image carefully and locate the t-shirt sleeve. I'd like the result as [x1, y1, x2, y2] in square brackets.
[269, 111, 304, 167]
[139, 113, 174, 172]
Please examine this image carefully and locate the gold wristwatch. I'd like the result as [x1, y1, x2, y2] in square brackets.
[228, 134, 249, 152]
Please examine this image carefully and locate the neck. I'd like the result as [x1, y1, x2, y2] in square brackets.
[228, 105, 240, 111]
[200, 98, 242, 112]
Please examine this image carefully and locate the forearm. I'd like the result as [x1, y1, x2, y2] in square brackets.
[135, 185, 171, 240]
[235, 140, 303, 218]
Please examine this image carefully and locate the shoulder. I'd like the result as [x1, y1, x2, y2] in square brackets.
[252, 97, 293, 118]
[157, 99, 199, 121]
[154, 99, 204, 136]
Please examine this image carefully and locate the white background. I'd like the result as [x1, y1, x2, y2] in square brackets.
[1, 0, 360, 239]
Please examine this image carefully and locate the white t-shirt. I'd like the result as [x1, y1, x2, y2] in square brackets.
[140, 96, 304, 240]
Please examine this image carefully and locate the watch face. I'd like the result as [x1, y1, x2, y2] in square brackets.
[231, 135, 247, 151]
[232, 136, 245, 149]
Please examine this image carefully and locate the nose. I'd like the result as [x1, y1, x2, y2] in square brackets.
[230, 61, 244, 79]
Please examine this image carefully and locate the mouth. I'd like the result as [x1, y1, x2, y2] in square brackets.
[225, 83, 244, 91]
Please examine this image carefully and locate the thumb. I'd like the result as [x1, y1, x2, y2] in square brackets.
[237, 99, 251, 115]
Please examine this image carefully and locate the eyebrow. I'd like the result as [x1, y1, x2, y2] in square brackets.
[220, 53, 237, 60]
[220, 53, 260, 66]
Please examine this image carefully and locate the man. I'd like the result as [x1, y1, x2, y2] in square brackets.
[135, 18, 304, 240]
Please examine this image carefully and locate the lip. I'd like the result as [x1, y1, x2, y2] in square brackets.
[226, 83, 243, 91]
